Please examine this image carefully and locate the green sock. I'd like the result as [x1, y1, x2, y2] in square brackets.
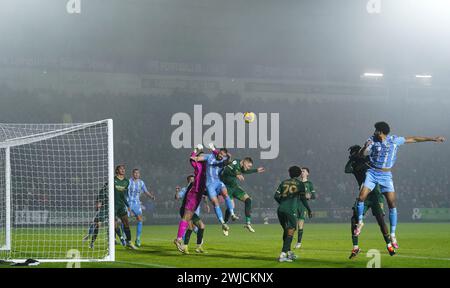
[184, 229, 193, 245]
[244, 198, 252, 224]
[383, 234, 390, 244]
[352, 235, 358, 246]
[224, 209, 231, 224]
[297, 229, 304, 243]
[282, 235, 293, 253]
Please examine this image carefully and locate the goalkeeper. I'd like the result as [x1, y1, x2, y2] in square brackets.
[82, 182, 109, 249]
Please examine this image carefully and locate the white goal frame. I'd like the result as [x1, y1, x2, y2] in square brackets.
[0, 119, 115, 263]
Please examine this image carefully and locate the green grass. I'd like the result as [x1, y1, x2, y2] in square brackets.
[2, 223, 450, 268]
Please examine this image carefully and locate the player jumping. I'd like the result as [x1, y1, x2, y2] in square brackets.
[345, 145, 394, 258]
[190, 143, 236, 236]
[294, 167, 316, 249]
[354, 122, 445, 248]
[222, 157, 265, 233]
[127, 168, 155, 247]
[174, 144, 212, 251]
[175, 175, 209, 254]
[275, 166, 312, 262]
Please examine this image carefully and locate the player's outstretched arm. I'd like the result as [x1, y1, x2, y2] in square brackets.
[274, 185, 282, 204]
[243, 167, 264, 174]
[145, 191, 156, 200]
[358, 139, 373, 157]
[405, 136, 445, 144]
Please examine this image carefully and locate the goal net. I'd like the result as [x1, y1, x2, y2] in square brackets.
[0, 119, 114, 262]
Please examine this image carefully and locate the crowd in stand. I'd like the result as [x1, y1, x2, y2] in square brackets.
[1, 86, 449, 220]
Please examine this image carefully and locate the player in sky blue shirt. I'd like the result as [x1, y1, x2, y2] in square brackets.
[127, 168, 155, 247]
[191, 143, 237, 236]
[354, 121, 445, 252]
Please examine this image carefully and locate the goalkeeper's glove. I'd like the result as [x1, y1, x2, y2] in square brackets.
[208, 143, 216, 151]
[197, 144, 204, 150]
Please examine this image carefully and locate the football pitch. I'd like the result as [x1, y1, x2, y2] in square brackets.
[3, 222, 450, 268]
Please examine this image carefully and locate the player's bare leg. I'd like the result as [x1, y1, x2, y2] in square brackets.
[354, 186, 371, 236]
[384, 191, 399, 249]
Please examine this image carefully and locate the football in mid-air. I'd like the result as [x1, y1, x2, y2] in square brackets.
[243, 112, 256, 123]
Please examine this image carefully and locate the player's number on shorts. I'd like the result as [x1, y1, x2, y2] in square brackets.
[282, 184, 298, 197]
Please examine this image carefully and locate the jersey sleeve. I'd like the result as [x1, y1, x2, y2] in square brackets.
[125, 179, 130, 196]
[124, 179, 130, 206]
[178, 187, 187, 199]
[242, 168, 258, 174]
[393, 136, 406, 146]
[141, 180, 149, 193]
[309, 182, 316, 199]
[274, 183, 283, 204]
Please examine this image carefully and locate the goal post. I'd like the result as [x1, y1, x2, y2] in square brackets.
[0, 119, 114, 262]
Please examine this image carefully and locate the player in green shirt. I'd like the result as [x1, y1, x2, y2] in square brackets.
[221, 157, 265, 232]
[274, 166, 312, 262]
[294, 167, 316, 249]
[114, 165, 136, 250]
